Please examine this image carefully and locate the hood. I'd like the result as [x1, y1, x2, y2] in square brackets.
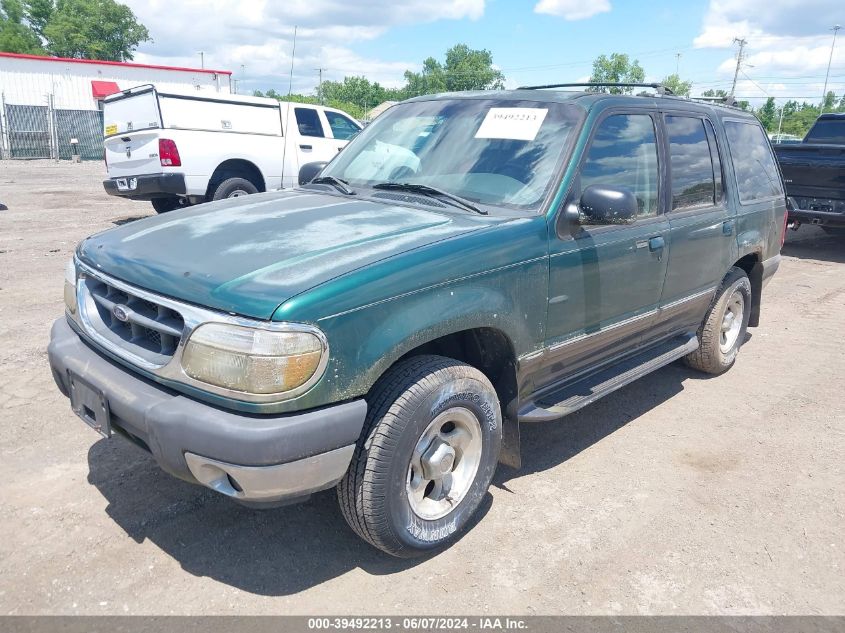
[78, 190, 489, 319]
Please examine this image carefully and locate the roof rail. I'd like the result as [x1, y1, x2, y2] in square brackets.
[692, 95, 739, 107]
[518, 82, 674, 96]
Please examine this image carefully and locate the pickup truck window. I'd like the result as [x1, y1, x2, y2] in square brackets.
[666, 115, 717, 210]
[325, 111, 361, 140]
[724, 120, 783, 203]
[580, 113, 660, 218]
[804, 118, 845, 144]
[320, 98, 583, 212]
[295, 107, 325, 138]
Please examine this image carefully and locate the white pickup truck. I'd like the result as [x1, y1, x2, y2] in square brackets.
[102, 85, 362, 213]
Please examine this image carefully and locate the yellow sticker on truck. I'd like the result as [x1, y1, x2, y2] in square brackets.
[105, 124, 118, 136]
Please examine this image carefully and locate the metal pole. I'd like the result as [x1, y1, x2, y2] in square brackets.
[198, 51, 205, 69]
[730, 37, 747, 97]
[776, 105, 785, 141]
[0, 92, 6, 161]
[821, 25, 841, 114]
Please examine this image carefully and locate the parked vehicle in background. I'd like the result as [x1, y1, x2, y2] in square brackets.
[101, 85, 361, 213]
[774, 113, 845, 235]
[51, 86, 786, 557]
[769, 133, 802, 144]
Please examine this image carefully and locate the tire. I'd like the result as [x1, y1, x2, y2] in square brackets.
[338, 355, 502, 557]
[210, 177, 258, 201]
[151, 197, 182, 213]
[685, 267, 752, 375]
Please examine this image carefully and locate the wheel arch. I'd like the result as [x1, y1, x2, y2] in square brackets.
[732, 252, 762, 327]
[372, 326, 522, 469]
[206, 158, 266, 197]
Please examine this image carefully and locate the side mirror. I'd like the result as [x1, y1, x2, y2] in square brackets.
[298, 161, 328, 185]
[579, 185, 638, 224]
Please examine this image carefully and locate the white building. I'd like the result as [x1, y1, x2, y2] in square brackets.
[0, 52, 232, 159]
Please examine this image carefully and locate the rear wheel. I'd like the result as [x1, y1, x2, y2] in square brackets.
[151, 197, 182, 213]
[211, 177, 258, 201]
[338, 355, 502, 557]
[685, 267, 752, 375]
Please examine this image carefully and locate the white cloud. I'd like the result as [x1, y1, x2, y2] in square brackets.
[533, 0, 611, 21]
[125, 0, 486, 94]
[694, 0, 845, 102]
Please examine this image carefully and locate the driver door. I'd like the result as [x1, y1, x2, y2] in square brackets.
[536, 110, 670, 390]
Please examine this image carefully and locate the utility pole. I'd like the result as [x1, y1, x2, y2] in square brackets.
[821, 25, 841, 114]
[315, 67, 326, 104]
[730, 37, 747, 97]
[675, 52, 682, 75]
[198, 51, 205, 69]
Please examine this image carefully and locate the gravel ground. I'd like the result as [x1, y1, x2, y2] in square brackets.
[0, 161, 843, 615]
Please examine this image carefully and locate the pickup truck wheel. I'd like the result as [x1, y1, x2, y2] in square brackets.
[338, 355, 502, 557]
[685, 267, 752, 375]
[211, 177, 258, 200]
[151, 197, 182, 213]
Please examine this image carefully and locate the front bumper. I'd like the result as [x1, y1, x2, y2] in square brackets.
[48, 318, 366, 505]
[103, 173, 187, 201]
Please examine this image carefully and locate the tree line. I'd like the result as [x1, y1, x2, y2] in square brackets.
[0, 0, 149, 61]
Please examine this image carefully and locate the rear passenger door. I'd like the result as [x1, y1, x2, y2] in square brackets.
[651, 113, 737, 340]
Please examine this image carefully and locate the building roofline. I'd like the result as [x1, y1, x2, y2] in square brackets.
[0, 51, 232, 75]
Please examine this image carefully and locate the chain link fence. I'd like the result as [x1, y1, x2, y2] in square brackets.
[1, 97, 104, 161]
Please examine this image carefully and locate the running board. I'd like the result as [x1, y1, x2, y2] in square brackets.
[518, 334, 699, 423]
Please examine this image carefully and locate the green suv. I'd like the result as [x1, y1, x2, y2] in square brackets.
[49, 86, 786, 557]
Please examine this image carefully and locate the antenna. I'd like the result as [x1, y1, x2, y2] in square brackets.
[281, 26, 297, 189]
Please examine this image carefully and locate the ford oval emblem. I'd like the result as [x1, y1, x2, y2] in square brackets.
[112, 304, 130, 322]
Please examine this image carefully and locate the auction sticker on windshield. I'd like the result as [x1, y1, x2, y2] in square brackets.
[475, 107, 548, 141]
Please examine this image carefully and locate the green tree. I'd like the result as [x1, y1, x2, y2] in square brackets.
[0, 0, 44, 54]
[588, 53, 645, 93]
[43, 0, 149, 61]
[404, 44, 505, 97]
[822, 90, 836, 112]
[662, 73, 692, 97]
[757, 97, 777, 130]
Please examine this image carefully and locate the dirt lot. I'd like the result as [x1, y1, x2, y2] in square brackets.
[0, 160, 843, 615]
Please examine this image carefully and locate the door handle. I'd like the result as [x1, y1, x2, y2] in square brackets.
[648, 236, 665, 261]
[299, 144, 312, 150]
[722, 219, 735, 235]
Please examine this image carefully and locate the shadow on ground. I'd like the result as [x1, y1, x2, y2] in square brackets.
[86, 358, 707, 596]
[782, 226, 845, 263]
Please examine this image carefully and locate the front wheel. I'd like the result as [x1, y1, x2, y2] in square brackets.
[338, 355, 502, 557]
[685, 267, 752, 375]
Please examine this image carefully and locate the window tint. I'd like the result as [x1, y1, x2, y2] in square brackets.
[804, 118, 845, 144]
[324, 110, 360, 140]
[724, 121, 783, 203]
[666, 116, 715, 210]
[704, 119, 723, 202]
[294, 107, 324, 137]
[580, 114, 660, 218]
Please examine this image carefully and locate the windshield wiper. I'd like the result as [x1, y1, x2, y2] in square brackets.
[309, 176, 356, 195]
[372, 182, 487, 215]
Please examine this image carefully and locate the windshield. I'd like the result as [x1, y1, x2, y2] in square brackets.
[320, 98, 583, 212]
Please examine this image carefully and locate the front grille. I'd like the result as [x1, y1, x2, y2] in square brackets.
[80, 276, 185, 366]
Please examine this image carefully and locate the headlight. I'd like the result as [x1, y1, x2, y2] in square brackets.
[64, 258, 77, 315]
[181, 323, 326, 396]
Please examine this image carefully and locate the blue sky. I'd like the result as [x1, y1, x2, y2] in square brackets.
[125, 0, 844, 106]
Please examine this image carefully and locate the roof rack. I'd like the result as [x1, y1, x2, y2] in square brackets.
[690, 95, 739, 107]
[518, 82, 674, 96]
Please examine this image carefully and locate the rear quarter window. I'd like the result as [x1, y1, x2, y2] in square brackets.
[724, 120, 783, 204]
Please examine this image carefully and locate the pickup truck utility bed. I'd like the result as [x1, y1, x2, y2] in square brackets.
[775, 113, 845, 233]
